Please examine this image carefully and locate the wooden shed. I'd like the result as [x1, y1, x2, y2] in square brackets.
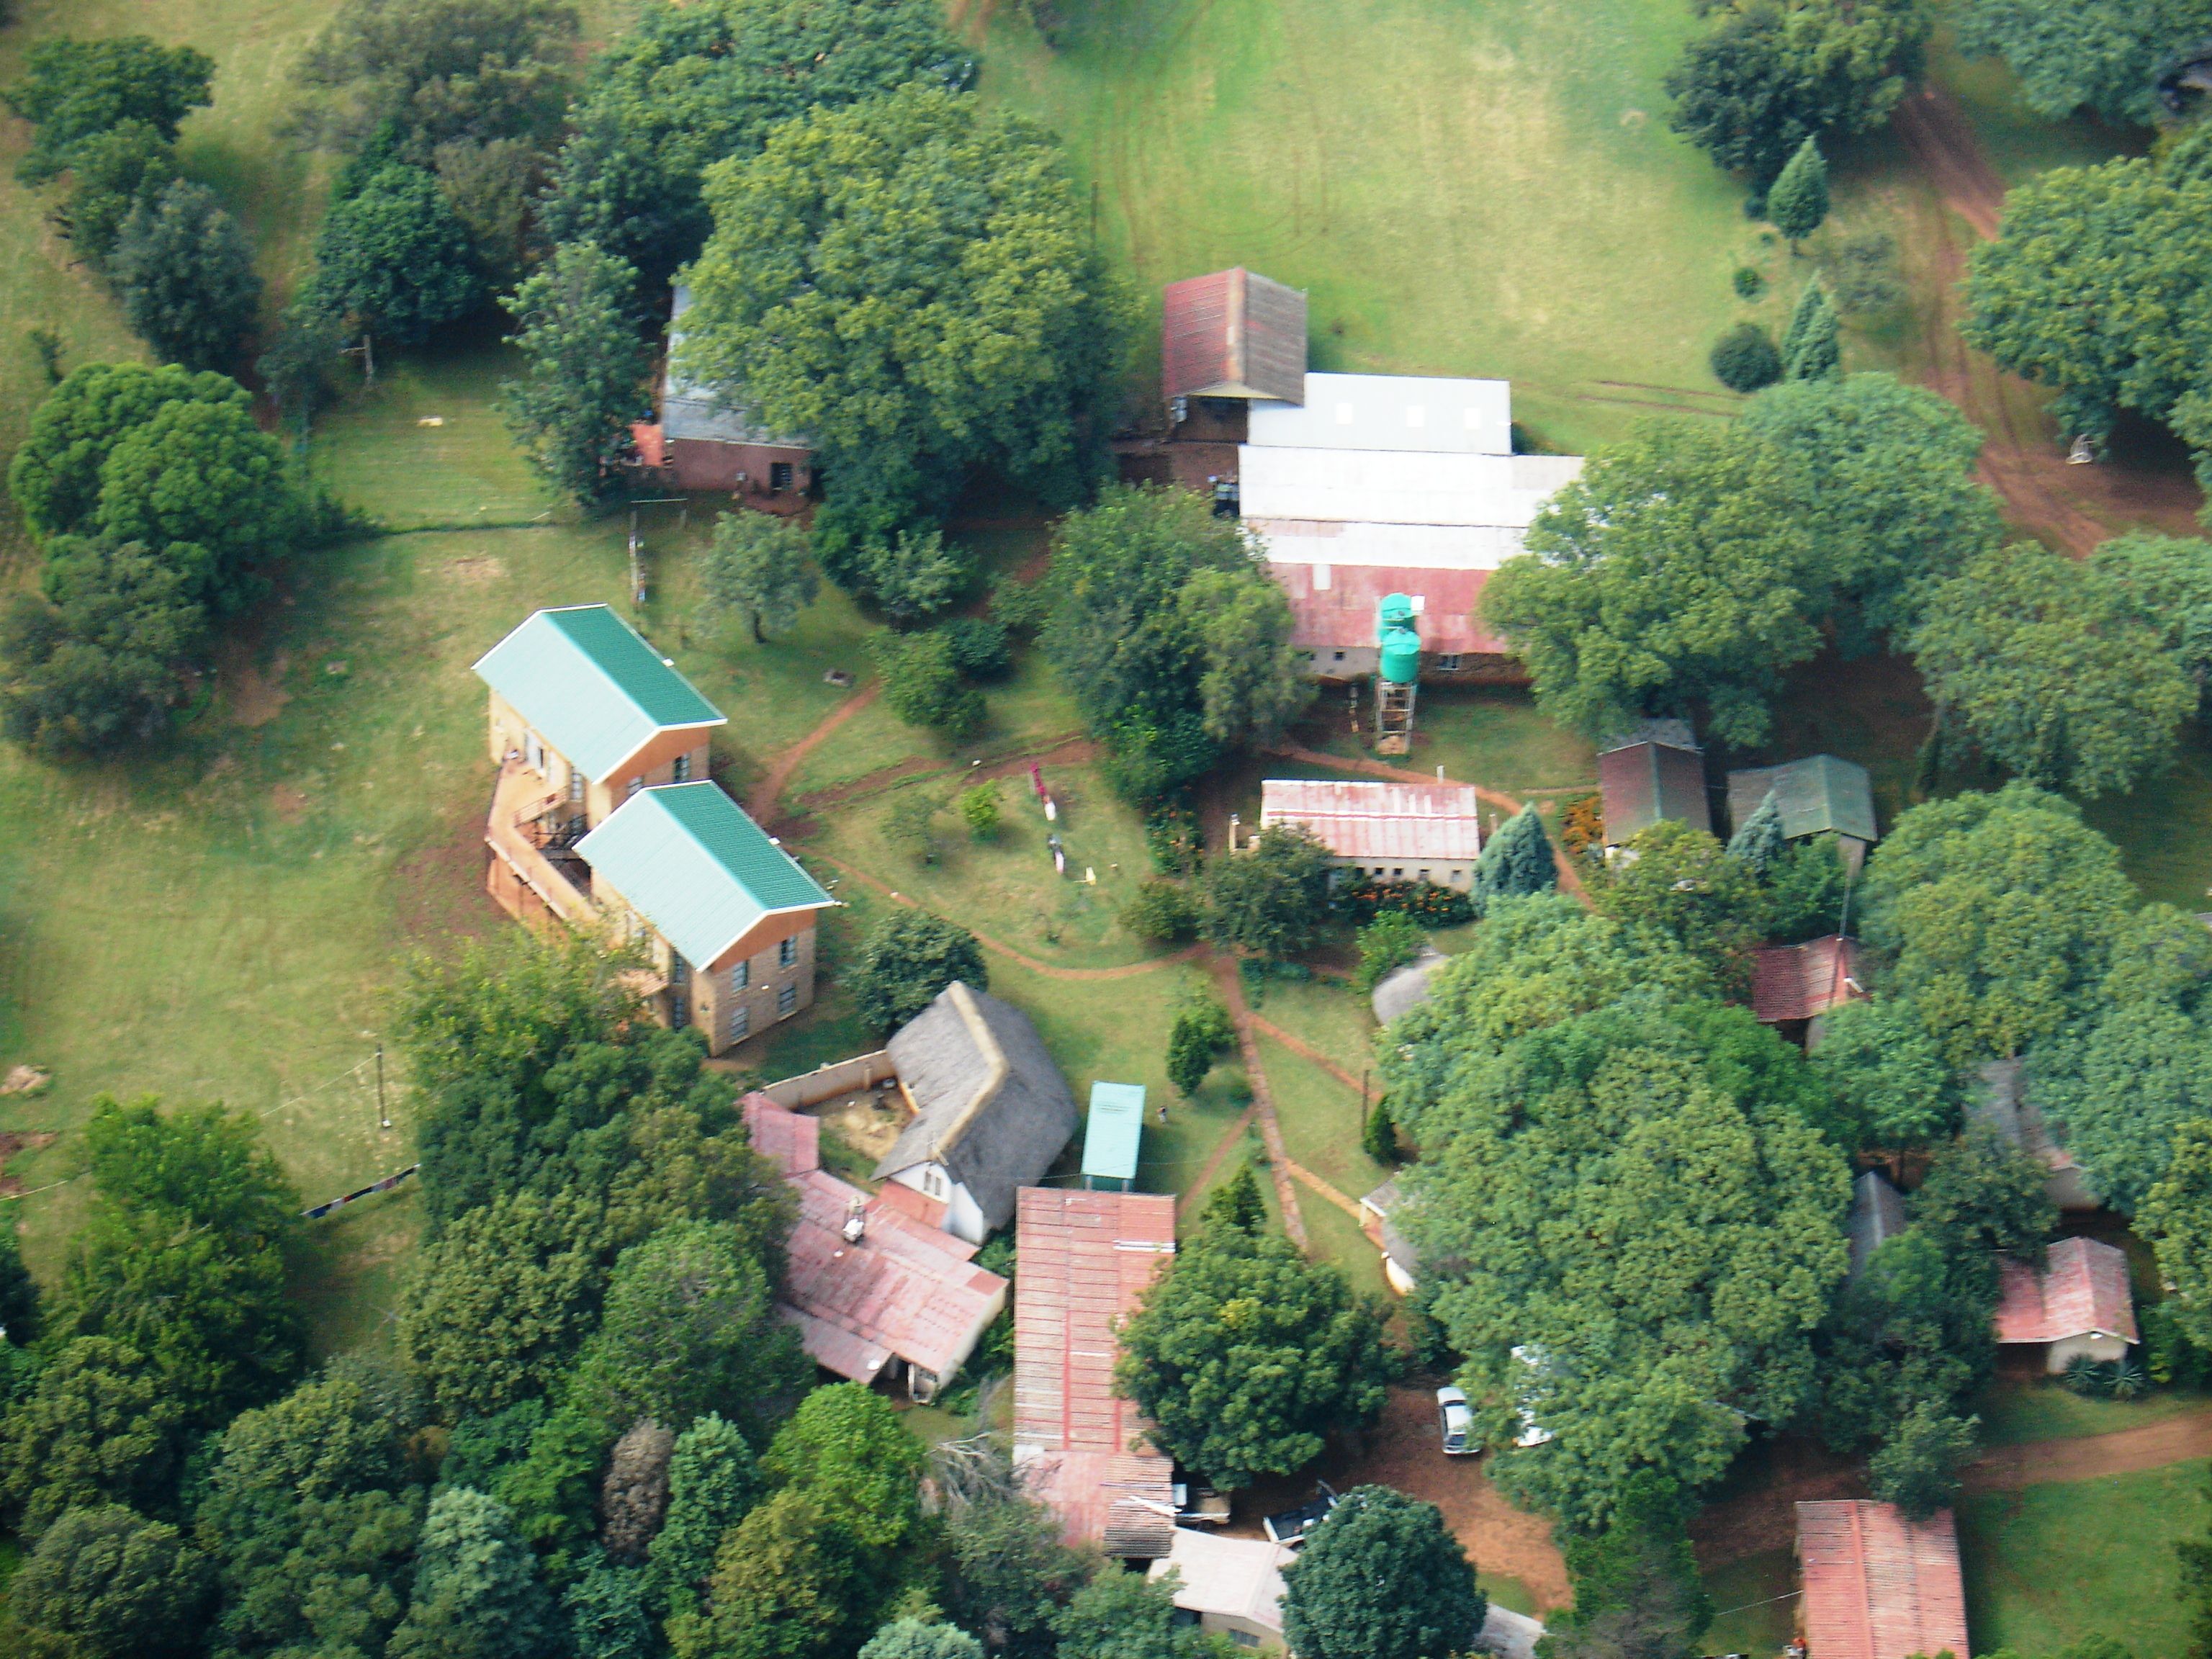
[1161, 268, 1308, 405]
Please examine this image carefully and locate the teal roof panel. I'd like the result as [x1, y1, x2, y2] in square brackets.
[474, 606, 724, 783]
[1081, 1082, 1146, 1182]
[576, 783, 833, 968]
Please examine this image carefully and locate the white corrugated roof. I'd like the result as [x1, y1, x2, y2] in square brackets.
[1247, 372, 1514, 454]
[1148, 1531, 1292, 1631]
[1261, 778, 1483, 860]
[1247, 517, 1530, 571]
[1239, 446, 1582, 542]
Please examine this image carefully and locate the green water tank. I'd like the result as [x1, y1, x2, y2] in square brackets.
[1377, 593, 1416, 630]
[1379, 625, 1421, 685]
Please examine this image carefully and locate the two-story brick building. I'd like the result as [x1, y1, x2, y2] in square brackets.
[473, 603, 834, 1054]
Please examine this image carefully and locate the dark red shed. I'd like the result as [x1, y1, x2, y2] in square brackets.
[1161, 268, 1308, 405]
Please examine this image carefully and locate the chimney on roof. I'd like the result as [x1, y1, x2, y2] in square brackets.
[842, 1196, 866, 1244]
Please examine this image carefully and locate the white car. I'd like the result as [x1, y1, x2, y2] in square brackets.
[1437, 1385, 1475, 1455]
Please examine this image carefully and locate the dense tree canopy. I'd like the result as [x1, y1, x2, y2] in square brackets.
[1964, 135, 2212, 482]
[1910, 541, 2192, 797]
[1200, 824, 1335, 962]
[315, 163, 483, 344]
[109, 181, 263, 374]
[58, 120, 177, 274]
[1664, 0, 1928, 184]
[502, 239, 654, 503]
[7, 1504, 210, 1659]
[1860, 784, 2139, 1066]
[387, 1487, 565, 1659]
[1, 1338, 183, 1534]
[2093, 531, 2212, 704]
[295, 0, 581, 156]
[1539, 1475, 1710, 1659]
[5, 36, 215, 185]
[1115, 1221, 1391, 1490]
[1044, 487, 1306, 799]
[10, 362, 249, 542]
[1955, 0, 2212, 125]
[541, 0, 975, 283]
[2144, 1120, 2212, 1353]
[1280, 1488, 1483, 1659]
[680, 84, 1128, 551]
[847, 911, 986, 1034]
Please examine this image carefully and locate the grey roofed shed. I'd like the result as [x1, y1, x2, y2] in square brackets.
[1847, 1169, 1906, 1281]
[1726, 755, 1878, 845]
[876, 981, 1080, 1234]
[663, 285, 809, 447]
[1598, 734, 1709, 845]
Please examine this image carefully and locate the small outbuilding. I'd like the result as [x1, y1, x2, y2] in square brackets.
[1727, 754, 1879, 871]
[1597, 719, 1709, 846]
[1971, 1058, 2097, 1211]
[1081, 1082, 1145, 1192]
[649, 285, 814, 500]
[1847, 1169, 1907, 1282]
[1359, 1177, 1421, 1296]
[1259, 778, 1483, 891]
[1797, 1500, 1969, 1659]
[876, 982, 1082, 1245]
[1994, 1236, 2139, 1374]
[1161, 267, 1309, 406]
[1750, 935, 1864, 1033]
[1148, 1529, 1295, 1651]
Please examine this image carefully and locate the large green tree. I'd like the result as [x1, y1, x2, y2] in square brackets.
[1859, 783, 2139, 1067]
[4, 36, 214, 185]
[540, 0, 974, 283]
[109, 181, 262, 373]
[1910, 541, 2192, 798]
[1963, 135, 2212, 480]
[2094, 531, 2212, 704]
[677, 1488, 881, 1659]
[763, 1382, 927, 1549]
[503, 239, 655, 503]
[1591, 821, 1767, 988]
[646, 1413, 763, 1620]
[679, 84, 1128, 553]
[1393, 985, 1850, 1528]
[1481, 421, 1820, 744]
[700, 512, 820, 642]
[56, 121, 177, 274]
[0, 1337, 184, 1534]
[1050, 1566, 1218, 1659]
[1199, 823, 1335, 963]
[295, 0, 580, 156]
[1280, 1488, 1484, 1659]
[315, 163, 483, 346]
[2144, 1119, 2212, 1353]
[847, 910, 987, 1034]
[9, 362, 249, 543]
[1043, 485, 1305, 797]
[1539, 1474, 1711, 1659]
[6, 1504, 210, 1659]
[1955, 0, 2212, 125]
[1664, 0, 1928, 185]
[1115, 1223, 1391, 1490]
[0, 537, 210, 755]
[387, 1487, 565, 1659]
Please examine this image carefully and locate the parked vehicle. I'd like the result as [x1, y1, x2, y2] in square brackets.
[1174, 1479, 1232, 1525]
[1437, 1385, 1475, 1455]
[1263, 1480, 1338, 1546]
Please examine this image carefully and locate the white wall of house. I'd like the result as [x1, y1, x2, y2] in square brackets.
[2044, 1332, 2129, 1375]
[891, 1162, 992, 1245]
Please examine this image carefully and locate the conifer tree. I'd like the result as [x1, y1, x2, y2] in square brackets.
[387, 1488, 562, 1659]
[645, 1415, 763, 1622]
[1201, 1163, 1267, 1235]
[1782, 282, 1841, 382]
[1768, 137, 1830, 249]
[1166, 997, 1235, 1098]
[1473, 804, 1557, 912]
[1362, 1099, 1400, 1166]
[1726, 788, 1786, 873]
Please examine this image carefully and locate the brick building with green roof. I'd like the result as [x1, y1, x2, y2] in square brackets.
[577, 782, 837, 1054]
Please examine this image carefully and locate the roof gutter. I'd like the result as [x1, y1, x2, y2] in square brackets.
[930, 982, 1009, 1162]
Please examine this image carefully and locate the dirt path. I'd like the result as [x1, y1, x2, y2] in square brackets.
[1889, 84, 2203, 552]
[785, 735, 1095, 824]
[1962, 1408, 2212, 1493]
[1177, 1097, 1264, 1223]
[1248, 1010, 1364, 1093]
[1210, 953, 1309, 1249]
[746, 683, 881, 821]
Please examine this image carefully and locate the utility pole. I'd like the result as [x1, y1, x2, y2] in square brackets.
[376, 1044, 390, 1131]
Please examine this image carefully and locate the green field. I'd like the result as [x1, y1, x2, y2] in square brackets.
[1960, 1462, 2211, 1659]
[974, 0, 1759, 451]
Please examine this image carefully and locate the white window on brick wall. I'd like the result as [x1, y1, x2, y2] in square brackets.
[730, 961, 749, 992]
[778, 937, 798, 968]
[568, 768, 585, 803]
[778, 983, 799, 1017]
[673, 753, 691, 782]
[728, 1004, 750, 1043]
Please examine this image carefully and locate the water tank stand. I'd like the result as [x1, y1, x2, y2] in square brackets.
[1374, 677, 1418, 757]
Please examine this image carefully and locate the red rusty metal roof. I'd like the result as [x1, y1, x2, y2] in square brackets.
[1014, 1188, 1179, 1558]
[1994, 1236, 2138, 1346]
[1797, 1501, 1969, 1659]
[1751, 937, 1863, 1025]
[1161, 269, 1308, 405]
[1268, 562, 1511, 658]
[744, 1097, 1007, 1384]
[1260, 779, 1483, 862]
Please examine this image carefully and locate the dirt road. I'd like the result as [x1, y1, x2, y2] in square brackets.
[1962, 1408, 2212, 1493]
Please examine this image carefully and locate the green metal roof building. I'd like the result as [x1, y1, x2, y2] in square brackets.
[1081, 1082, 1146, 1191]
[474, 604, 724, 783]
[1726, 754, 1879, 846]
[577, 781, 832, 969]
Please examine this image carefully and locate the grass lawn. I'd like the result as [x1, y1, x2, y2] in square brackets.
[972, 0, 1759, 454]
[1244, 976, 1377, 1079]
[807, 766, 1165, 971]
[1974, 1376, 2208, 1449]
[1260, 1033, 1390, 1204]
[1701, 1547, 1798, 1655]
[1959, 1460, 2211, 1659]
[1308, 687, 1599, 806]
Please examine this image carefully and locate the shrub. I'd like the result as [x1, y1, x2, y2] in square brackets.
[1710, 323, 1782, 392]
[1558, 791, 1604, 859]
[1732, 266, 1766, 299]
[956, 781, 1001, 840]
[1145, 805, 1202, 876]
[938, 617, 1012, 680]
[848, 911, 986, 1033]
[1821, 230, 1905, 315]
[1362, 1098, 1400, 1165]
[1333, 878, 1473, 929]
[1121, 879, 1198, 943]
[1354, 912, 1425, 994]
[882, 791, 942, 865]
[871, 630, 986, 739]
[1166, 996, 1235, 1097]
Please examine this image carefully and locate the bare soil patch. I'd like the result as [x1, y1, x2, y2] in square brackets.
[220, 645, 289, 728]
[0, 1130, 59, 1195]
